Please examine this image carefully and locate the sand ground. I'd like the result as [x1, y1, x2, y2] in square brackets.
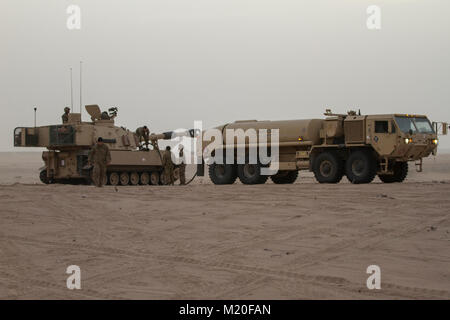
[0, 152, 449, 299]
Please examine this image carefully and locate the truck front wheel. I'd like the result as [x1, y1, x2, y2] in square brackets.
[378, 162, 408, 183]
[345, 150, 377, 184]
[313, 152, 344, 183]
[209, 163, 238, 185]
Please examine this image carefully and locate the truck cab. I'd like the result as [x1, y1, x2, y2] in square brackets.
[366, 114, 438, 161]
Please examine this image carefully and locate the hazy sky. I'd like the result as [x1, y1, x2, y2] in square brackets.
[1, 0, 449, 151]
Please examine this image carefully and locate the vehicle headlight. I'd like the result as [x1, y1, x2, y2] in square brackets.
[404, 138, 412, 144]
[432, 139, 438, 145]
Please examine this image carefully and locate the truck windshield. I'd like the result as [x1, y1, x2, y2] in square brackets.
[394, 116, 435, 134]
[395, 117, 417, 133]
[413, 117, 434, 133]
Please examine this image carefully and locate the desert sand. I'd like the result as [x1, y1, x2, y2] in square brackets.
[0, 152, 449, 299]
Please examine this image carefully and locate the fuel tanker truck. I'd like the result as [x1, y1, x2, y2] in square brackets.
[14, 105, 196, 185]
[199, 110, 447, 184]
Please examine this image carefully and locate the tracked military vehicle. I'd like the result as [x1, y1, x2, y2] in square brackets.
[14, 105, 195, 186]
[199, 110, 447, 184]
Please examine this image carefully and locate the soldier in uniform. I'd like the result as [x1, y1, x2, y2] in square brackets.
[62, 107, 70, 123]
[100, 111, 110, 120]
[135, 126, 150, 149]
[88, 137, 111, 187]
[178, 144, 186, 185]
[162, 146, 174, 185]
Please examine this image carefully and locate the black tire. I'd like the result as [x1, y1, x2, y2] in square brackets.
[39, 169, 51, 184]
[345, 150, 377, 184]
[208, 164, 238, 185]
[237, 163, 269, 185]
[378, 162, 408, 183]
[313, 152, 344, 183]
[270, 170, 299, 184]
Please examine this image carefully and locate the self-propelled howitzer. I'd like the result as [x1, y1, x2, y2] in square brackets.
[14, 105, 196, 185]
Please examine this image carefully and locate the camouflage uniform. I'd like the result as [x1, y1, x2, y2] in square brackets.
[162, 149, 174, 185]
[88, 143, 111, 187]
[62, 107, 70, 124]
[179, 148, 186, 185]
[136, 126, 150, 148]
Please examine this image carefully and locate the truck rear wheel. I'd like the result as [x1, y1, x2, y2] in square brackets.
[208, 164, 238, 185]
[345, 150, 377, 184]
[119, 172, 130, 185]
[108, 172, 120, 186]
[140, 172, 150, 185]
[313, 152, 344, 183]
[378, 162, 408, 183]
[237, 163, 268, 185]
[270, 170, 298, 184]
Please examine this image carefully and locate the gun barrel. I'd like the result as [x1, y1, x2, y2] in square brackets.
[149, 129, 199, 141]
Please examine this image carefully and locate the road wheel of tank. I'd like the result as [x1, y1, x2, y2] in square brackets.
[119, 172, 130, 185]
[345, 150, 377, 184]
[150, 172, 160, 185]
[39, 169, 52, 184]
[208, 164, 238, 185]
[313, 152, 344, 183]
[130, 172, 140, 185]
[237, 163, 268, 185]
[108, 172, 120, 186]
[140, 172, 150, 185]
[378, 162, 408, 183]
[270, 170, 299, 184]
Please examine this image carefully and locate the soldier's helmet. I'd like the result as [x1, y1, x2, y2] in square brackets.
[64, 107, 70, 112]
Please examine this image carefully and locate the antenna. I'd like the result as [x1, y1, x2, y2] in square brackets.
[70, 68, 73, 109]
[79, 61, 83, 117]
[34, 107, 37, 127]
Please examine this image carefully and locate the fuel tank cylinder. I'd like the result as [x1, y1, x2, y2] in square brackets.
[221, 119, 324, 145]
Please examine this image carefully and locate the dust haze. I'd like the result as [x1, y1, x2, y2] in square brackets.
[1, 0, 450, 151]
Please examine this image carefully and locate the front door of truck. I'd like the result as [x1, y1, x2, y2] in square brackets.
[368, 119, 397, 156]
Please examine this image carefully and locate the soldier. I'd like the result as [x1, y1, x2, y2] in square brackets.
[62, 107, 70, 124]
[162, 146, 174, 185]
[136, 126, 150, 149]
[88, 137, 111, 187]
[100, 111, 110, 120]
[178, 144, 186, 185]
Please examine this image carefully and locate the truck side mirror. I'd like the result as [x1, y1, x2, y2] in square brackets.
[443, 123, 448, 135]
